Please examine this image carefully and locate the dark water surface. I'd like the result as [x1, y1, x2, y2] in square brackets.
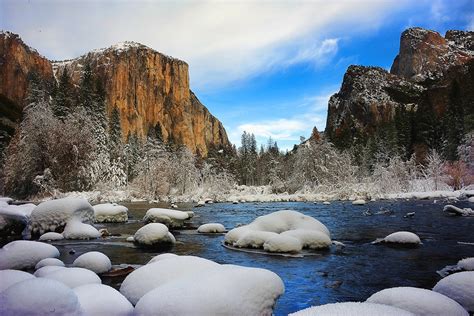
[52, 199, 474, 315]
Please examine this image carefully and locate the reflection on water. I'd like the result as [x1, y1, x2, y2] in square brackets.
[50, 199, 474, 315]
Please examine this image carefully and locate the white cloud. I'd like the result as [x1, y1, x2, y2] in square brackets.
[1, 0, 409, 90]
[228, 88, 336, 150]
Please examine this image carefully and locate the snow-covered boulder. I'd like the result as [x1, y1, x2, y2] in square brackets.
[433, 271, 474, 312]
[458, 258, 474, 271]
[34, 265, 65, 277]
[121, 255, 219, 305]
[62, 218, 100, 240]
[352, 199, 367, 205]
[0, 197, 13, 204]
[35, 258, 65, 270]
[134, 264, 284, 316]
[0, 204, 35, 241]
[143, 208, 190, 228]
[289, 302, 414, 315]
[0, 278, 83, 316]
[195, 201, 206, 207]
[468, 197, 474, 203]
[147, 253, 179, 264]
[74, 284, 133, 316]
[198, 223, 226, 233]
[380, 231, 421, 245]
[29, 198, 94, 235]
[126, 236, 134, 242]
[39, 232, 64, 241]
[0, 240, 59, 270]
[263, 234, 303, 253]
[133, 223, 176, 249]
[73, 251, 111, 274]
[42, 267, 101, 288]
[224, 210, 330, 253]
[323, 201, 331, 205]
[93, 203, 128, 223]
[0, 270, 35, 293]
[444, 205, 474, 216]
[366, 286, 468, 316]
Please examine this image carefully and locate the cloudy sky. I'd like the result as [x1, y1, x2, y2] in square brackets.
[1, 0, 472, 150]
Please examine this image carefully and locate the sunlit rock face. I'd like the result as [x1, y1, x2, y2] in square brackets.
[52, 42, 229, 156]
[0, 32, 229, 156]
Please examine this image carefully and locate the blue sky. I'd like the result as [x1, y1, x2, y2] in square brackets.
[1, 0, 473, 150]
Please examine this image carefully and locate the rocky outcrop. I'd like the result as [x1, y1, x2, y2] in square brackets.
[0, 34, 229, 156]
[0, 31, 54, 148]
[325, 27, 474, 153]
[390, 28, 473, 81]
[52, 42, 229, 156]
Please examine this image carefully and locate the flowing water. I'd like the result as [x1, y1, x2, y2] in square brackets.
[50, 199, 473, 315]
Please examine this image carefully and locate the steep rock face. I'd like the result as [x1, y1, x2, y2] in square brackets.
[325, 28, 474, 152]
[0, 32, 54, 146]
[390, 27, 473, 81]
[53, 42, 229, 155]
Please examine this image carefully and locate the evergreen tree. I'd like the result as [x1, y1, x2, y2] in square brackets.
[52, 68, 73, 118]
[109, 107, 123, 159]
[442, 81, 465, 161]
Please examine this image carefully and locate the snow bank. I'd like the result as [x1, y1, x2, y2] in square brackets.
[225, 210, 331, 253]
[93, 203, 128, 223]
[62, 218, 100, 239]
[133, 223, 176, 248]
[74, 284, 133, 316]
[0, 270, 35, 293]
[366, 286, 468, 316]
[34, 265, 65, 277]
[197, 223, 226, 233]
[383, 231, 421, 245]
[120, 255, 219, 305]
[433, 271, 474, 312]
[39, 232, 64, 241]
[73, 251, 111, 274]
[0, 240, 59, 269]
[134, 264, 284, 316]
[0, 278, 83, 316]
[444, 205, 474, 216]
[458, 258, 474, 271]
[35, 258, 65, 270]
[42, 267, 101, 288]
[352, 199, 367, 205]
[30, 197, 94, 235]
[143, 208, 190, 228]
[289, 302, 414, 315]
[0, 197, 13, 204]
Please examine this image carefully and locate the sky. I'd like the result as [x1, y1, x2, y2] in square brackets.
[1, 0, 473, 150]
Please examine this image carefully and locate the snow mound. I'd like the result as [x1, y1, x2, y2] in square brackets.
[29, 198, 94, 235]
[225, 210, 330, 253]
[39, 232, 64, 241]
[468, 197, 474, 203]
[143, 208, 190, 228]
[73, 251, 111, 274]
[62, 218, 100, 239]
[0, 203, 36, 218]
[134, 265, 284, 316]
[147, 253, 178, 264]
[0, 240, 59, 269]
[383, 231, 421, 244]
[433, 271, 474, 312]
[198, 223, 226, 233]
[93, 203, 128, 223]
[34, 265, 65, 277]
[366, 286, 468, 316]
[74, 284, 133, 316]
[35, 258, 65, 270]
[289, 302, 414, 315]
[263, 234, 303, 253]
[458, 258, 474, 271]
[0, 278, 83, 316]
[352, 199, 367, 205]
[42, 267, 101, 288]
[0, 270, 35, 293]
[444, 205, 474, 216]
[120, 255, 219, 305]
[0, 197, 13, 204]
[133, 223, 176, 248]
